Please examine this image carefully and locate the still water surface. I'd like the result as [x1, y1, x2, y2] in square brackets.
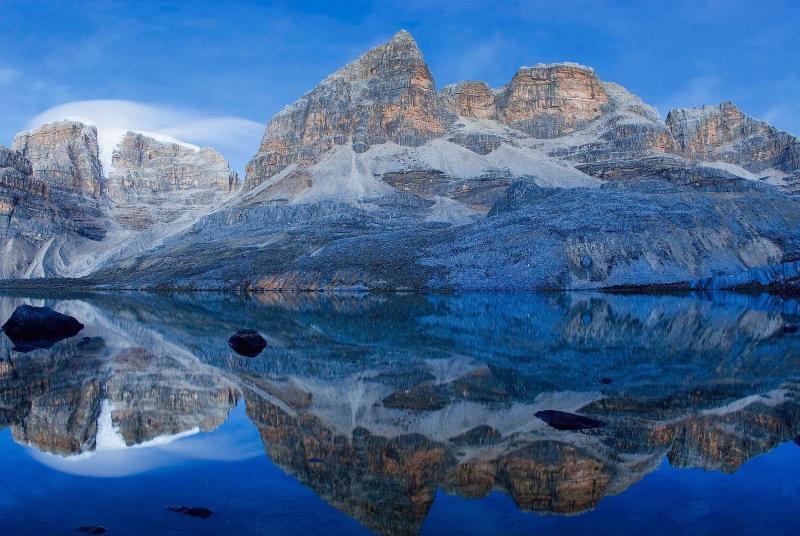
[0, 291, 799, 535]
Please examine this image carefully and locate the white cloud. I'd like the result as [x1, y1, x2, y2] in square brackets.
[0, 67, 20, 86]
[761, 103, 800, 137]
[654, 76, 725, 117]
[27, 100, 264, 175]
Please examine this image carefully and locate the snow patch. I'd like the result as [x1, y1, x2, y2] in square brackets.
[425, 196, 479, 225]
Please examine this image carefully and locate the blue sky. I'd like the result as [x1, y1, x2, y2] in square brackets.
[1, 0, 798, 172]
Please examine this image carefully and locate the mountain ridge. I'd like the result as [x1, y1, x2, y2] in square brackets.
[2, 29, 800, 290]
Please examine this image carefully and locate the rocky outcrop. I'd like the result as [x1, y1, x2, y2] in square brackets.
[90, 175, 800, 291]
[107, 132, 237, 205]
[12, 120, 104, 198]
[666, 102, 800, 175]
[439, 81, 497, 119]
[0, 145, 108, 279]
[245, 30, 453, 189]
[1, 122, 239, 278]
[495, 63, 609, 138]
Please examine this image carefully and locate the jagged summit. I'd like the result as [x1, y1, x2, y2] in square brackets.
[1, 119, 238, 278]
[12, 120, 104, 198]
[244, 29, 451, 190]
[667, 101, 799, 178]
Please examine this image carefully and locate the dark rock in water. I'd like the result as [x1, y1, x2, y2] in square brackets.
[783, 324, 798, 334]
[600, 378, 613, 384]
[793, 435, 800, 447]
[535, 410, 606, 431]
[1, 305, 84, 352]
[166, 506, 213, 519]
[75, 527, 107, 535]
[227, 329, 267, 357]
[449, 425, 502, 446]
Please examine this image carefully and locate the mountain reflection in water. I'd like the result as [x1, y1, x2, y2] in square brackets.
[1, 291, 800, 535]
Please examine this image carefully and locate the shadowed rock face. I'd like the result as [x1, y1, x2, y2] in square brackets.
[0, 145, 108, 279]
[108, 132, 237, 206]
[667, 102, 800, 175]
[12, 120, 104, 198]
[1, 124, 238, 278]
[245, 30, 453, 189]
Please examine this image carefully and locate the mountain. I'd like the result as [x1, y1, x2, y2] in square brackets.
[3, 30, 800, 290]
[0, 122, 238, 278]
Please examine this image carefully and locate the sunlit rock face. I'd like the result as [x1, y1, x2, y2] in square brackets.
[495, 64, 609, 138]
[667, 102, 800, 176]
[11, 120, 104, 198]
[439, 81, 497, 120]
[245, 30, 453, 189]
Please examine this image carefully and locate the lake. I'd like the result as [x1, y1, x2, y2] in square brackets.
[1, 291, 799, 535]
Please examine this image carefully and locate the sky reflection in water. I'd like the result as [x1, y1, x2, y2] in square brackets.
[0, 291, 799, 535]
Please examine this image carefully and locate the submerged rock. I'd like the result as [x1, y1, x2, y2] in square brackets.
[1, 305, 84, 352]
[600, 378, 613, 385]
[227, 329, 267, 357]
[166, 506, 213, 519]
[535, 410, 606, 431]
[382, 383, 450, 411]
[74, 526, 107, 535]
[449, 425, 502, 446]
[783, 324, 798, 334]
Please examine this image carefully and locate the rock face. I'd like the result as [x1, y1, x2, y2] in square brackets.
[107, 132, 237, 205]
[12, 120, 104, 198]
[667, 102, 800, 177]
[0, 144, 108, 279]
[495, 63, 609, 138]
[439, 81, 497, 119]
[245, 30, 452, 189]
[1, 122, 237, 278]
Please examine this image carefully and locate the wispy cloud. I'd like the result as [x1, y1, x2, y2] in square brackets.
[654, 76, 726, 117]
[0, 67, 20, 86]
[28, 100, 264, 174]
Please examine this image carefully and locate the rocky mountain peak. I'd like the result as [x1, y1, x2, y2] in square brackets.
[110, 132, 236, 191]
[495, 63, 609, 138]
[667, 101, 799, 174]
[244, 30, 453, 189]
[11, 120, 104, 198]
[439, 81, 497, 119]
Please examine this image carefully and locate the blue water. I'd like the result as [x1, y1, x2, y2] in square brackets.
[0, 291, 799, 535]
